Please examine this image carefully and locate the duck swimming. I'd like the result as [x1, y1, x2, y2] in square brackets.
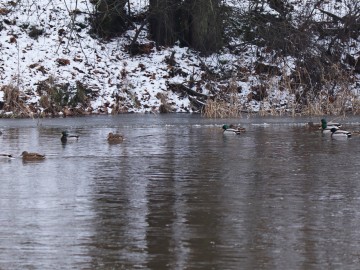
[61, 131, 79, 143]
[0, 154, 12, 159]
[21, 151, 45, 161]
[107, 132, 124, 143]
[321, 119, 341, 134]
[222, 124, 246, 135]
[330, 127, 351, 139]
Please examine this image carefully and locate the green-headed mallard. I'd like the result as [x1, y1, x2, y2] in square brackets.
[61, 131, 79, 143]
[21, 151, 45, 161]
[107, 132, 124, 143]
[222, 124, 246, 135]
[321, 119, 341, 134]
[330, 127, 351, 139]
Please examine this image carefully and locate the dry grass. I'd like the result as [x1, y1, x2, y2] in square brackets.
[156, 92, 173, 113]
[36, 76, 90, 115]
[111, 102, 129, 114]
[352, 98, 360, 115]
[202, 78, 241, 118]
[301, 87, 359, 116]
[3, 84, 20, 106]
[0, 84, 33, 117]
[202, 98, 240, 118]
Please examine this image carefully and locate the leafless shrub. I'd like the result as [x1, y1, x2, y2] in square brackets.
[35, 76, 90, 116]
[28, 25, 43, 39]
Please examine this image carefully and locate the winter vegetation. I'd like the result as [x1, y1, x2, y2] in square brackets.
[0, 0, 359, 118]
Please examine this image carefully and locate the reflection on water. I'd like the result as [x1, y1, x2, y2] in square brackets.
[1, 115, 360, 269]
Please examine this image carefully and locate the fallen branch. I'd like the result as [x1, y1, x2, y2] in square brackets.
[317, 8, 344, 22]
[188, 96, 206, 110]
[167, 83, 213, 98]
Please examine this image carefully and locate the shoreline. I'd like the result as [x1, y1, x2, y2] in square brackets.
[0, 109, 359, 119]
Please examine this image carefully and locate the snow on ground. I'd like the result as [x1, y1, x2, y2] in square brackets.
[1, 0, 212, 114]
[0, 0, 358, 116]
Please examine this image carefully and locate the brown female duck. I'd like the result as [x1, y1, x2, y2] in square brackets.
[107, 132, 124, 143]
[21, 151, 45, 161]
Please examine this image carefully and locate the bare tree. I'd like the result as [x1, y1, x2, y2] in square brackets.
[149, 0, 223, 54]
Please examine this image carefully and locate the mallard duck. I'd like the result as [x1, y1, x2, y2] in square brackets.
[308, 120, 341, 128]
[330, 127, 351, 139]
[61, 131, 79, 143]
[107, 132, 124, 143]
[0, 154, 12, 159]
[321, 119, 341, 134]
[307, 121, 321, 130]
[230, 124, 246, 131]
[222, 124, 246, 135]
[21, 151, 45, 161]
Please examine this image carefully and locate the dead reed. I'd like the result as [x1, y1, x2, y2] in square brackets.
[202, 78, 241, 118]
[1, 84, 33, 117]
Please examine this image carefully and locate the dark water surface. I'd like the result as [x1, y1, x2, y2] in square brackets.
[0, 114, 360, 269]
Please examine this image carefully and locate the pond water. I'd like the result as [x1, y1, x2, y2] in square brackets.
[0, 114, 360, 269]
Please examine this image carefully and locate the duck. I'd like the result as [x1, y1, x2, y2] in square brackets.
[330, 127, 351, 139]
[308, 120, 341, 128]
[307, 121, 321, 130]
[21, 151, 45, 161]
[61, 131, 79, 143]
[229, 124, 246, 132]
[107, 132, 124, 143]
[0, 153, 12, 159]
[222, 124, 246, 135]
[321, 119, 341, 134]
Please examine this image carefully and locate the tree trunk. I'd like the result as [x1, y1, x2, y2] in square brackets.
[184, 0, 223, 54]
[149, 0, 223, 54]
[149, 0, 178, 46]
[92, 0, 128, 38]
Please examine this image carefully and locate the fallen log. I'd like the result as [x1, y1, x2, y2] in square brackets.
[167, 83, 213, 99]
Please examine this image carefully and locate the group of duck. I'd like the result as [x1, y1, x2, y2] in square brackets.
[0, 131, 124, 161]
[0, 119, 354, 160]
[222, 119, 354, 139]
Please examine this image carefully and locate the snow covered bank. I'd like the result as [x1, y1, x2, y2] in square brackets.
[0, 0, 359, 117]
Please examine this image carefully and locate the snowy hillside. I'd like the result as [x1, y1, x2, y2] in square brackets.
[0, 0, 359, 117]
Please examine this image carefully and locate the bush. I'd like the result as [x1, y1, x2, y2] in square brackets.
[28, 26, 43, 39]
